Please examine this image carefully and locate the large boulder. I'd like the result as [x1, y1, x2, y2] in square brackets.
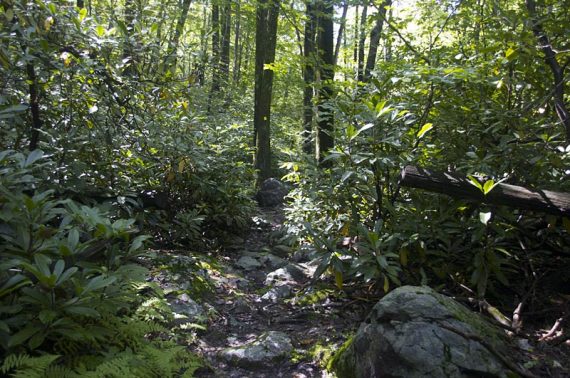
[331, 286, 522, 378]
[255, 178, 289, 207]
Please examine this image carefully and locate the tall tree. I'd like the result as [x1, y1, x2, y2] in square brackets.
[208, 1, 221, 110]
[302, 0, 317, 154]
[254, 0, 280, 182]
[525, 0, 570, 141]
[316, 0, 335, 163]
[233, 0, 242, 83]
[363, 0, 391, 81]
[220, 0, 232, 82]
[164, 0, 192, 73]
[357, 2, 368, 82]
[334, 0, 348, 65]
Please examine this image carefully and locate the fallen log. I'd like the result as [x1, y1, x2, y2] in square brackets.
[399, 165, 570, 216]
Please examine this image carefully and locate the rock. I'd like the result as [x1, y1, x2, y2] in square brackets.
[331, 286, 519, 378]
[227, 277, 251, 290]
[265, 263, 308, 286]
[169, 297, 205, 325]
[261, 284, 293, 302]
[271, 244, 292, 257]
[220, 331, 293, 368]
[233, 297, 251, 314]
[259, 253, 287, 270]
[236, 256, 262, 271]
[255, 178, 289, 207]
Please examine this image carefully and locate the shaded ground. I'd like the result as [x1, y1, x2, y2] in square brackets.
[150, 208, 371, 377]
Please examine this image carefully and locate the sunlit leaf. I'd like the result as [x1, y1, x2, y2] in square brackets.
[467, 175, 483, 191]
[483, 180, 495, 195]
[479, 211, 492, 225]
[334, 270, 343, 289]
[416, 123, 433, 138]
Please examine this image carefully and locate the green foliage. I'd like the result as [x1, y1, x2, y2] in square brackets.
[284, 0, 570, 299]
[0, 151, 202, 376]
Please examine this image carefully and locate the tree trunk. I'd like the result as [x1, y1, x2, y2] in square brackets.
[363, 0, 391, 81]
[353, 4, 359, 65]
[208, 2, 221, 111]
[233, 0, 241, 83]
[164, 0, 192, 73]
[525, 0, 570, 141]
[27, 63, 42, 151]
[400, 166, 570, 216]
[220, 0, 232, 83]
[357, 2, 367, 82]
[197, 3, 210, 86]
[334, 0, 348, 65]
[302, 0, 317, 155]
[316, 0, 335, 163]
[254, 0, 280, 183]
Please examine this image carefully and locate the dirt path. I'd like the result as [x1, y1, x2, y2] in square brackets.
[179, 207, 369, 377]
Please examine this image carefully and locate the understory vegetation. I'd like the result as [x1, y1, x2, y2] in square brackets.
[1, 0, 569, 375]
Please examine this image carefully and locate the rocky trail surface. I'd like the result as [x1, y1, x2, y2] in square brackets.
[150, 207, 371, 377]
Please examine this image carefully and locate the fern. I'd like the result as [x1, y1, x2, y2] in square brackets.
[1, 353, 60, 378]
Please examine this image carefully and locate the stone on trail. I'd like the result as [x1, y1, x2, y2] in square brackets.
[255, 178, 289, 207]
[271, 244, 292, 257]
[331, 286, 521, 378]
[236, 255, 262, 271]
[258, 253, 288, 270]
[261, 284, 293, 302]
[265, 263, 309, 286]
[220, 331, 293, 368]
[169, 296, 205, 325]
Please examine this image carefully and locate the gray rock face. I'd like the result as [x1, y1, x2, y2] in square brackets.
[236, 255, 262, 271]
[169, 296, 205, 325]
[220, 331, 293, 368]
[265, 263, 308, 285]
[258, 253, 287, 270]
[261, 284, 293, 302]
[255, 178, 289, 207]
[332, 286, 518, 378]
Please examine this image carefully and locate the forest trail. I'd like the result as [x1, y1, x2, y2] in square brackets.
[160, 207, 369, 377]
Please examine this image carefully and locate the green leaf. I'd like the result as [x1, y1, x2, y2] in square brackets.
[84, 275, 117, 293]
[95, 25, 105, 37]
[505, 47, 517, 61]
[467, 175, 483, 191]
[56, 267, 78, 286]
[351, 123, 374, 140]
[28, 331, 46, 349]
[25, 149, 44, 167]
[340, 171, 354, 183]
[53, 260, 65, 278]
[78, 7, 88, 22]
[128, 235, 150, 254]
[68, 228, 79, 249]
[334, 270, 343, 289]
[65, 306, 100, 317]
[9, 325, 41, 347]
[416, 123, 433, 138]
[483, 179, 495, 195]
[0, 104, 29, 119]
[0, 274, 31, 297]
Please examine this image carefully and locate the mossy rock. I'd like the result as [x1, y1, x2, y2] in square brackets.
[331, 286, 521, 378]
